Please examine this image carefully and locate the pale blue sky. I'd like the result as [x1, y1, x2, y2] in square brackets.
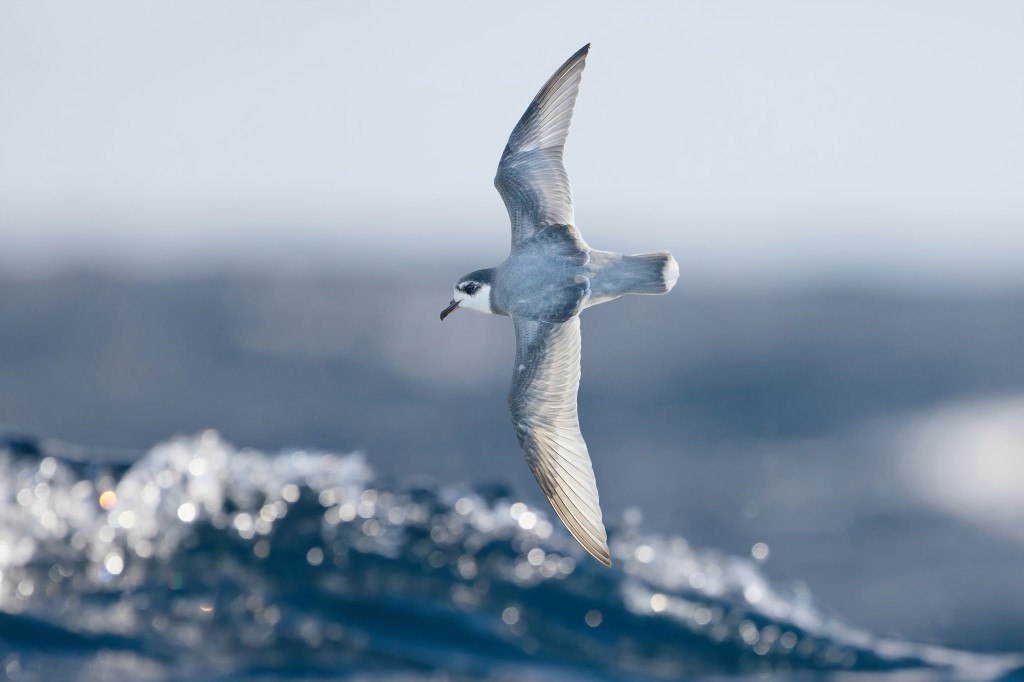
[1, 1, 1022, 287]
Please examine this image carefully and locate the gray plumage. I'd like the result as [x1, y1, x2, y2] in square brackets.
[441, 44, 678, 566]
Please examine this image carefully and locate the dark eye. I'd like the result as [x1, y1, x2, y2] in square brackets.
[462, 282, 480, 295]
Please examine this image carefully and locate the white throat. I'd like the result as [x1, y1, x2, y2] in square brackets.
[455, 283, 494, 315]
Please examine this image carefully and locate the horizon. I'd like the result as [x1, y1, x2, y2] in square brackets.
[2, 1, 1023, 290]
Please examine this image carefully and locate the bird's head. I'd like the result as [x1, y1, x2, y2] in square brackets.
[440, 269, 495, 320]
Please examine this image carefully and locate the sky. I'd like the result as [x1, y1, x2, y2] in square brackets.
[1, 1, 1022, 287]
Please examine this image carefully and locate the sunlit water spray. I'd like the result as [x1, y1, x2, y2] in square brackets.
[1, 431, 1020, 681]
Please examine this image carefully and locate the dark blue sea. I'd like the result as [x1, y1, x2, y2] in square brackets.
[2, 272, 1024, 681]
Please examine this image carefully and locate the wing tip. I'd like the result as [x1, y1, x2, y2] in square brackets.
[556, 512, 611, 567]
[580, 534, 612, 567]
[553, 504, 613, 567]
[546, 43, 592, 90]
[566, 43, 591, 72]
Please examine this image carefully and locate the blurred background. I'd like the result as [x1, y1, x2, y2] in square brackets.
[2, 2, 1023, 680]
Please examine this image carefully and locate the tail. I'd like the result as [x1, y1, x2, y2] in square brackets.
[588, 250, 679, 305]
[623, 251, 679, 294]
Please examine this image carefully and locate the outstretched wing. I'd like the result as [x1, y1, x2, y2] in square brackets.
[508, 315, 610, 566]
[495, 44, 589, 248]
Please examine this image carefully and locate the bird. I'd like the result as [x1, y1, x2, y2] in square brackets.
[440, 44, 678, 566]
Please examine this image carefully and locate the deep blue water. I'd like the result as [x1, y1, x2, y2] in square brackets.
[1, 430, 1022, 682]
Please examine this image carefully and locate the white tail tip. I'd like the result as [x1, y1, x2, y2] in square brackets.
[662, 253, 680, 292]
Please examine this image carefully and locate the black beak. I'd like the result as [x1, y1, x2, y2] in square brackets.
[440, 300, 459, 321]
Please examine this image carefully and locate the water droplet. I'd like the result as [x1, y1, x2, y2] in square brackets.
[98, 490, 117, 511]
[635, 545, 655, 563]
[38, 457, 57, 477]
[104, 554, 124, 576]
[117, 510, 136, 530]
[744, 583, 765, 604]
[177, 502, 197, 523]
[622, 506, 643, 526]
[281, 483, 300, 503]
[739, 619, 759, 645]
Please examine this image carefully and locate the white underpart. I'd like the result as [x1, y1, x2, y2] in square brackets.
[454, 283, 493, 315]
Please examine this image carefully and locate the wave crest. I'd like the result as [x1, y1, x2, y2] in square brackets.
[1, 432, 1019, 681]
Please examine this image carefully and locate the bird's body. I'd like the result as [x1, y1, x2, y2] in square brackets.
[474, 231, 676, 321]
[441, 44, 677, 566]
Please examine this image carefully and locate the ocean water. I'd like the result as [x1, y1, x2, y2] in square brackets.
[1, 430, 1022, 682]
[3, 274, 1024, 680]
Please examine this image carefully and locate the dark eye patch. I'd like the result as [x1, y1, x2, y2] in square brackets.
[462, 282, 480, 295]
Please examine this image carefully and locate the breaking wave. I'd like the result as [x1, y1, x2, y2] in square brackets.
[0, 431, 1020, 681]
